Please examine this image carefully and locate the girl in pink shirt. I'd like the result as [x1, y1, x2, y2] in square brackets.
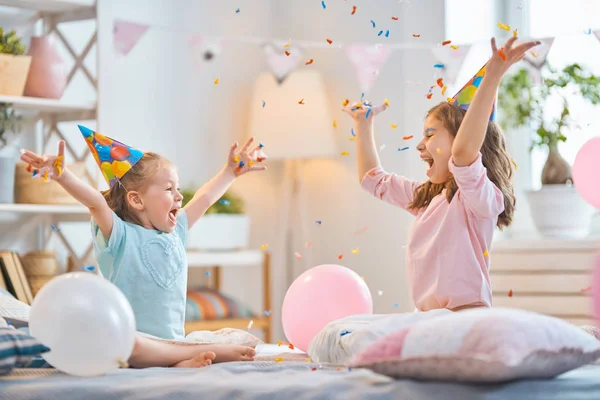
[344, 36, 540, 312]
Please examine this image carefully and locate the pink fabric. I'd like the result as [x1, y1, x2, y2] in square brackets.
[361, 153, 504, 311]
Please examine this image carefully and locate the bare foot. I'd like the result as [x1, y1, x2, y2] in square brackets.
[172, 351, 216, 368]
[201, 344, 256, 363]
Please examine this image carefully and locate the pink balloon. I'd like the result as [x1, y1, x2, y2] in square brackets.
[593, 252, 600, 327]
[573, 137, 600, 209]
[281, 264, 373, 352]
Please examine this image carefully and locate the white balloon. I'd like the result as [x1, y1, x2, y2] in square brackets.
[29, 272, 136, 377]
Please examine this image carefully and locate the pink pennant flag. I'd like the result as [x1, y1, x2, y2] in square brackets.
[345, 44, 392, 93]
[113, 20, 149, 56]
[524, 38, 554, 69]
[594, 30, 600, 43]
[264, 44, 302, 83]
[430, 44, 472, 86]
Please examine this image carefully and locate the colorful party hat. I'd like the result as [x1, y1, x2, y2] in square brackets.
[451, 61, 496, 121]
[78, 125, 145, 188]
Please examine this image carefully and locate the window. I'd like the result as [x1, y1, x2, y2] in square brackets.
[445, 0, 495, 45]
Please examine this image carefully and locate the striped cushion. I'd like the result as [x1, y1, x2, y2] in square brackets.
[0, 327, 50, 375]
[186, 288, 254, 321]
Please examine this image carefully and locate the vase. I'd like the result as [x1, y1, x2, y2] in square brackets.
[24, 36, 67, 99]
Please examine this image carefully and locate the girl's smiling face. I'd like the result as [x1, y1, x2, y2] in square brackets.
[416, 114, 455, 184]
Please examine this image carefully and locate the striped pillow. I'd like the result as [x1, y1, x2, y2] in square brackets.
[186, 288, 254, 321]
[0, 327, 50, 375]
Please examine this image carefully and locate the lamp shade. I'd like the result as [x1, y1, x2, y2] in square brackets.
[247, 70, 337, 160]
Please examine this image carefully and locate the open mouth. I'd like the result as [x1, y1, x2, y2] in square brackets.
[422, 157, 434, 176]
[168, 209, 178, 224]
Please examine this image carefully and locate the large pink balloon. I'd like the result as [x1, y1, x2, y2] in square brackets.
[282, 264, 373, 352]
[573, 137, 600, 209]
[593, 252, 600, 327]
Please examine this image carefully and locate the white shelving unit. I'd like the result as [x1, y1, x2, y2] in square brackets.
[0, 0, 98, 269]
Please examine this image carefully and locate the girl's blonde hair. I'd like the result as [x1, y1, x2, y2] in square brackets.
[408, 102, 516, 230]
[101, 152, 172, 225]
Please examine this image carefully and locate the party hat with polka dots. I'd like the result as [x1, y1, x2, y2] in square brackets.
[78, 125, 145, 188]
[450, 61, 496, 121]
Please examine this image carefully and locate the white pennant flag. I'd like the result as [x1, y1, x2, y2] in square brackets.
[345, 44, 392, 93]
[430, 44, 472, 87]
[264, 44, 302, 83]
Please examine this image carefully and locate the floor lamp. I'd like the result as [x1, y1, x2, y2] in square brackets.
[247, 70, 337, 326]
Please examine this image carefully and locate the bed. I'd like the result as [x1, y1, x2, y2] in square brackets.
[2, 344, 600, 400]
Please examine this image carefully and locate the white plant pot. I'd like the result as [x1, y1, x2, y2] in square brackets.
[0, 147, 18, 204]
[526, 185, 596, 238]
[187, 214, 250, 251]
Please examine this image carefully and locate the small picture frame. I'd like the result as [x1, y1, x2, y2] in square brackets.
[0, 251, 33, 305]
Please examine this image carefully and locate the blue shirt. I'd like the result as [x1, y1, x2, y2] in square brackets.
[91, 210, 188, 340]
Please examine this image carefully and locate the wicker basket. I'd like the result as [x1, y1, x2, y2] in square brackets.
[28, 276, 55, 296]
[21, 251, 60, 276]
[14, 161, 87, 204]
[0, 54, 32, 96]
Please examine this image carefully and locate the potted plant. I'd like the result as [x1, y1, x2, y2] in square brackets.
[0, 102, 23, 203]
[182, 189, 251, 251]
[499, 63, 600, 237]
[0, 29, 32, 96]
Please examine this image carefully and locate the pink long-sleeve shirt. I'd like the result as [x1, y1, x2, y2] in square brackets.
[361, 153, 504, 311]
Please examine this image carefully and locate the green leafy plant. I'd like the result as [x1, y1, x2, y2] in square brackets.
[499, 63, 600, 185]
[0, 28, 27, 55]
[181, 189, 244, 214]
[0, 103, 23, 148]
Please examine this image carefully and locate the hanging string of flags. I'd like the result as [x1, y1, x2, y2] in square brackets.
[113, 19, 600, 93]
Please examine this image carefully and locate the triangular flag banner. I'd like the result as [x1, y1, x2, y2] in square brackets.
[430, 44, 472, 87]
[264, 44, 302, 83]
[345, 44, 392, 93]
[113, 20, 149, 56]
[188, 35, 222, 71]
[78, 125, 145, 188]
[593, 29, 600, 43]
[523, 37, 554, 69]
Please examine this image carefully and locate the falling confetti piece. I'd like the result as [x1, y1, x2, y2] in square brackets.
[433, 63, 444, 68]
[377, 290, 383, 296]
[340, 330, 351, 336]
[83, 265, 95, 272]
[365, 108, 372, 119]
[298, 98, 305, 104]
[50, 224, 60, 232]
[260, 244, 268, 250]
[43, 170, 49, 182]
[403, 135, 413, 140]
[377, 30, 383, 36]
[436, 148, 442, 154]
[584, 28, 592, 34]
[32, 170, 39, 177]
[393, 303, 399, 308]
[391, 16, 398, 20]
[321, 0, 326, 9]
[450, 45, 460, 50]
[247, 320, 254, 329]
[342, 99, 350, 106]
[315, 220, 322, 225]
[288, 343, 295, 350]
[513, 29, 518, 37]
[508, 289, 513, 297]
[436, 78, 444, 88]
[354, 226, 368, 235]
[25, 164, 32, 172]
[284, 39, 291, 48]
[305, 242, 311, 248]
[294, 252, 302, 260]
[511, 158, 519, 170]
[483, 250, 489, 257]
[351, 5, 356, 14]
[390, 124, 398, 129]
[580, 286, 592, 293]
[351, 248, 359, 255]
[285, 50, 291, 56]
[351, 128, 356, 136]
[337, 254, 343, 259]
[349, 137, 356, 141]
[264, 310, 272, 316]
[311, 367, 317, 371]
[446, 97, 454, 102]
[385, 30, 390, 37]
[441, 40, 451, 46]
[262, 100, 266, 108]
[333, 120, 337, 128]
[326, 38, 333, 44]
[235, 8, 240, 13]
[384, 98, 390, 106]
[306, 359, 311, 363]
[441, 85, 447, 95]
[341, 151, 350, 156]
[305, 59, 314, 65]
[412, 33, 421, 38]
[498, 48, 506, 61]
[398, 147, 409, 151]
[53, 155, 64, 177]
[205, 271, 211, 277]
[497, 22, 511, 31]
[214, 78, 219, 84]
[275, 357, 283, 363]
[277, 340, 281, 346]
[219, 199, 230, 205]
[426, 93, 433, 99]
[238, 161, 245, 168]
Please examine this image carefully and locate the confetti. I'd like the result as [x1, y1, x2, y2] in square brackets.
[326, 38, 333, 44]
[398, 147, 409, 151]
[259, 142, 264, 148]
[333, 120, 337, 128]
[214, 78, 219, 84]
[341, 151, 350, 156]
[321, 0, 326, 9]
[32, 169, 39, 177]
[277, 340, 282, 346]
[306, 359, 311, 363]
[351, 5, 356, 14]
[436, 78, 444, 88]
[25, 164, 32, 172]
[426, 93, 433, 99]
[285, 50, 290, 56]
[498, 48, 506, 61]
[391, 16, 398, 20]
[264, 310, 272, 316]
[384, 98, 390, 106]
[370, 20, 376, 28]
[377, 30, 383, 36]
[377, 290, 383, 296]
[483, 250, 489, 257]
[403, 135, 413, 140]
[511, 158, 519, 170]
[219, 199, 230, 205]
[275, 357, 283, 363]
[349, 137, 356, 141]
[508, 289, 513, 297]
[83, 265, 95, 272]
[354, 226, 368, 235]
[205, 271, 211, 277]
[365, 108, 372, 119]
[50, 224, 60, 232]
[436, 148, 442, 154]
[441, 85, 447, 95]
[351, 248, 359, 255]
[288, 343, 295, 350]
[262, 100, 266, 108]
[311, 367, 317, 371]
[393, 303, 399, 308]
[530, 51, 538, 58]
[342, 99, 350, 106]
[446, 97, 454, 102]
[433, 63, 444, 68]
[441, 40, 451, 46]
[497, 22, 511, 31]
[247, 320, 254, 329]
[260, 244, 268, 250]
[351, 128, 356, 136]
[43, 170, 49, 182]
[284, 39, 291, 48]
[298, 98, 305, 104]
[412, 33, 421, 38]
[337, 254, 343, 259]
[450, 45, 460, 50]
[53, 155, 64, 177]
[340, 330, 351, 336]
[305, 242, 311, 248]
[513, 29, 518, 37]
[238, 161, 244, 168]
[385, 30, 390, 37]
[305, 59, 314, 65]
[294, 252, 302, 260]
[235, 8, 240, 13]
[580, 286, 592, 293]
[390, 124, 398, 129]
[315, 220, 322, 225]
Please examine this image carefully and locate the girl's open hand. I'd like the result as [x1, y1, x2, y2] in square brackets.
[342, 100, 388, 123]
[20, 140, 66, 181]
[486, 36, 541, 80]
[226, 137, 267, 178]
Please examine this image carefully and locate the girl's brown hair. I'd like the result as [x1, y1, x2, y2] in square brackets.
[408, 102, 516, 229]
[101, 152, 171, 225]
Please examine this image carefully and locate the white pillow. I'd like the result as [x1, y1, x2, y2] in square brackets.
[0, 291, 30, 322]
[350, 307, 600, 382]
